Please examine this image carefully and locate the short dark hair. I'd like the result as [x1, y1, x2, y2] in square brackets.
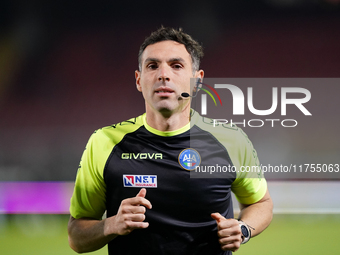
[138, 27, 204, 73]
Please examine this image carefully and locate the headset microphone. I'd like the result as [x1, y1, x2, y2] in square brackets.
[181, 90, 200, 98]
[180, 78, 202, 99]
[181, 92, 190, 98]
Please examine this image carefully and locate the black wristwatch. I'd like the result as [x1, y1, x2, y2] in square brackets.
[238, 221, 251, 244]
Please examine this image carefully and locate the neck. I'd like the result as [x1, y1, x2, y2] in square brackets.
[145, 105, 191, 132]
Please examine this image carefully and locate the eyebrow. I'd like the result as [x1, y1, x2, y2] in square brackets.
[144, 57, 186, 64]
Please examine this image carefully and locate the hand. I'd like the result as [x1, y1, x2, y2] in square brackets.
[211, 213, 242, 252]
[106, 188, 152, 236]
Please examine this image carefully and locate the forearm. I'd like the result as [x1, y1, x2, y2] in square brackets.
[68, 189, 151, 253]
[237, 189, 273, 237]
[68, 216, 118, 253]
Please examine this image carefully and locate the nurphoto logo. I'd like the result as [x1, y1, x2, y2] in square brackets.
[193, 78, 312, 128]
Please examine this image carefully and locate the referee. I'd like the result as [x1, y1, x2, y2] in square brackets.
[68, 27, 273, 255]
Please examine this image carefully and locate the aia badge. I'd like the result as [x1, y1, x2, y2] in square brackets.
[178, 148, 201, 171]
[123, 175, 157, 188]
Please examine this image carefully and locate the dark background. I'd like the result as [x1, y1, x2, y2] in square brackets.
[0, 0, 339, 181]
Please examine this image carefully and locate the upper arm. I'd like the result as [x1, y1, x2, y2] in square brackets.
[230, 127, 268, 205]
[70, 131, 110, 220]
[238, 188, 273, 210]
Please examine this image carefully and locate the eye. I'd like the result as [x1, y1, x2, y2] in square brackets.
[147, 63, 158, 70]
[172, 63, 183, 69]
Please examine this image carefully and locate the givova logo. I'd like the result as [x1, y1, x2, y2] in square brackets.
[123, 175, 157, 188]
[178, 148, 201, 171]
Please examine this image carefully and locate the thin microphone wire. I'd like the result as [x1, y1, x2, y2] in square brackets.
[181, 79, 202, 98]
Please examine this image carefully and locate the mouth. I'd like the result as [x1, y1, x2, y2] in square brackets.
[155, 87, 175, 96]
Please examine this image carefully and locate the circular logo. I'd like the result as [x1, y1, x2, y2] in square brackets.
[178, 148, 201, 171]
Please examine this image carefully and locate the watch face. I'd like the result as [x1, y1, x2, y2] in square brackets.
[241, 225, 249, 238]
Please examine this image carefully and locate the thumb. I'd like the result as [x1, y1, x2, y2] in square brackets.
[136, 188, 147, 198]
[211, 212, 226, 223]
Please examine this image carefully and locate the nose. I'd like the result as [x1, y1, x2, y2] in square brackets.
[157, 65, 170, 82]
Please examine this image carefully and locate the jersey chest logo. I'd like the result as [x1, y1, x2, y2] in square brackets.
[178, 148, 201, 171]
[121, 152, 163, 160]
[123, 175, 157, 188]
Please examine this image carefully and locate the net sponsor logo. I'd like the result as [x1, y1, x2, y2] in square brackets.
[123, 175, 157, 188]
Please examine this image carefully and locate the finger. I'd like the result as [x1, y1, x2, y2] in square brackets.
[136, 188, 147, 198]
[219, 235, 242, 252]
[221, 242, 240, 252]
[219, 234, 242, 245]
[122, 191, 151, 210]
[125, 212, 146, 223]
[211, 212, 226, 223]
[217, 227, 241, 241]
[130, 197, 152, 209]
[134, 189, 152, 209]
[121, 205, 146, 214]
[126, 221, 149, 230]
[132, 205, 146, 214]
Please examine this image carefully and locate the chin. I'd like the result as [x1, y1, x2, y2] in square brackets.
[155, 100, 175, 111]
[148, 100, 188, 115]
[157, 106, 174, 115]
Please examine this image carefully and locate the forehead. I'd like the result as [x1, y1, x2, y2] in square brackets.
[141, 40, 191, 63]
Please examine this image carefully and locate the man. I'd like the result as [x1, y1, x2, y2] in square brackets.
[68, 27, 273, 254]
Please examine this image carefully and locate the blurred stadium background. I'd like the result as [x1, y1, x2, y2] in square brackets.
[1, 0, 340, 254]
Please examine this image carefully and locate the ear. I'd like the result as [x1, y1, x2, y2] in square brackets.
[135, 70, 142, 92]
[195, 69, 204, 81]
[193, 69, 204, 92]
